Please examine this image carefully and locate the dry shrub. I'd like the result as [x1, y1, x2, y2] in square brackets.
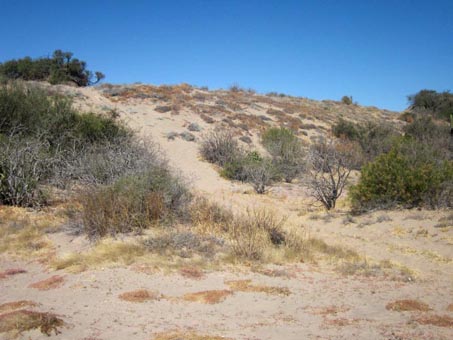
[28, 275, 65, 290]
[386, 299, 431, 312]
[413, 314, 453, 327]
[190, 196, 232, 235]
[447, 304, 453, 312]
[228, 208, 286, 260]
[52, 241, 145, 272]
[154, 331, 231, 340]
[309, 305, 350, 316]
[0, 301, 39, 314]
[179, 266, 205, 280]
[143, 231, 225, 259]
[0, 268, 27, 279]
[81, 169, 190, 239]
[225, 279, 291, 295]
[183, 290, 233, 304]
[0, 310, 64, 336]
[199, 130, 242, 166]
[118, 289, 161, 303]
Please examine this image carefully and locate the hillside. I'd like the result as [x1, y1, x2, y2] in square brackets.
[1, 81, 452, 340]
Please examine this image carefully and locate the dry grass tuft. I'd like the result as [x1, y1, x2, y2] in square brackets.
[183, 290, 233, 304]
[412, 314, 453, 327]
[0, 301, 39, 314]
[179, 266, 205, 280]
[0, 268, 27, 279]
[225, 279, 291, 296]
[308, 305, 350, 316]
[118, 289, 161, 303]
[0, 310, 64, 336]
[52, 240, 146, 272]
[386, 299, 431, 312]
[447, 303, 453, 312]
[153, 330, 232, 340]
[28, 275, 65, 290]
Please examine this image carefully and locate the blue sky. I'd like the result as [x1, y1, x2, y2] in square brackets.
[1, 0, 452, 111]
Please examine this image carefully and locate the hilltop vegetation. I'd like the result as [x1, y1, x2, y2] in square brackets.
[0, 50, 104, 86]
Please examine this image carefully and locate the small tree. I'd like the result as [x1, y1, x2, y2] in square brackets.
[306, 139, 358, 210]
[243, 158, 275, 194]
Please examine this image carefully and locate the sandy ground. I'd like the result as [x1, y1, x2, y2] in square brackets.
[1, 83, 452, 339]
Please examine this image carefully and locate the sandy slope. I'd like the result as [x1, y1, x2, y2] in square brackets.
[1, 83, 452, 339]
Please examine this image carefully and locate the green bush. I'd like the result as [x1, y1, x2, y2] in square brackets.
[341, 96, 353, 105]
[81, 169, 191, 239]
[261, 127, 304, 182]
[408, 89, 453, 120]
[332, 119, 397, 164]
[350, 139, 453, 211]
[0, 50, 104, 86]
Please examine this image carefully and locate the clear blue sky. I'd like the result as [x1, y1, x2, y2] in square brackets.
[1, 0, 452, 111]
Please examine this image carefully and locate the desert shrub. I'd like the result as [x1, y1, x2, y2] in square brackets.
[332, 119, 398, 164]
[242, 157, 275, 194]
[403, 115, 452, 160]
[261, 127, 305, 182]
[0, 50, 104, 86]
[0, 137, 51, 207]
[81, 169, 190, 239]
[341, 96, 353, 105]
[408, 89, 453, 120]
[350, 139, 453, 211]
[143, 231, 225, 259]
[306, 139, 359, 210]
[332, 118, 360, 140]
[200, 130, 242, 166]
[228, 208, 286, 260]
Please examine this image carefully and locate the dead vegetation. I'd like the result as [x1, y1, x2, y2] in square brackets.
[182, 290, 233, 304]
[153, 330, 232, 340]
[0, 310, 64, 336]
[0, 268, 26, 279]
[118, 289, 161, 303]
[29, 275, 65, 290]
[412, 314, 453, 327]
[386, 299, 431, 312]
[0, 301, 39, 314]
[225, 279, 291, 296]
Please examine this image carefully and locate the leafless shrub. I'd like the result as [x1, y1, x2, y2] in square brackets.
[228, 208, 286, 260]
[243, 159, 275, 194]
[52, 136, 163, 187]
[305, 138, 359, 210]
[0, 136, 52, 207]
[199, 130, 242, 166]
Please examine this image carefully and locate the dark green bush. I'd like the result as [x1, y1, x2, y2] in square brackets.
[341, 96, 353, 105]
[332, 119, 398, 164]
[0, 50, 104, 86]
[350, 139, 453, 211]
[408, 89, 453, 120]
